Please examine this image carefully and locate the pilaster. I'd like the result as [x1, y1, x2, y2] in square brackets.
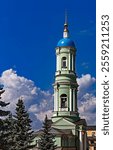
[70, 88, 72, 111]
[73, 89, 75, 111]
[79, 130, 83, 150]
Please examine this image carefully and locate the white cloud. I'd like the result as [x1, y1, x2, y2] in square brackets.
[77, 74, 96, 125]
[78, 93, 96, 125]
[0, 69, 38, 112]
[35, 110, 53, 122]
[81, 62, 89, 69]
[77, 74, 95, 90]
[77, 74, 95, 98]
[0, 69, 53, 129]
[77, 26, 96, 36]
[0, 69, 96, 129]
[28, 104, 38, 113]
[28, 97, 53, 122]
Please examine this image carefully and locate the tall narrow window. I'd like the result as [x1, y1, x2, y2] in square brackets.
[62, 136, 68, 147]
[62, 57, 67, 68]
[60, 94, 67, 108]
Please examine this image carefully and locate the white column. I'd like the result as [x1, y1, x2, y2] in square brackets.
[73, 55, 75, 71]
[54, 89, 57, 111]
[56, 89, 58, 111]
[56, 55, 58, 71]
[54, 89, 56, 111]
[73, 89, 75, 111]
[70, 89, 72, 111]
[57, 55, 59, 71]
[79, 130, 83, 150]
[69, 53, 71, 70]
[84, 132, 87, 150]
[57, 90, 59, 111]
[72, 54, 74, 71]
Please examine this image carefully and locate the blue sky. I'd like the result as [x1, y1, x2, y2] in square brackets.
[0, 0, 96, 90]
[0, 0, 96, 129]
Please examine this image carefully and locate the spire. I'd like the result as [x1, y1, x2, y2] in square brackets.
[64, 10, 68, 25]
[63, 11, 69, 38]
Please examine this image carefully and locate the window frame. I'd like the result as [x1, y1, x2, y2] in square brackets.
[62, 57, 67, 69]
[60, 94, 67, 108]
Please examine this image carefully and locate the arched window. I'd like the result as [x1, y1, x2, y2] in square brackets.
[62, 57, 67, 68]
[60, 94, 67, 108]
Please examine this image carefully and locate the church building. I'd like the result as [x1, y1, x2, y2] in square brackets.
[51, 17, 87, 150]
[32, 16, 95, 150]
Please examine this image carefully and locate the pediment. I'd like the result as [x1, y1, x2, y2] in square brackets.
[52, 117, 75, 127]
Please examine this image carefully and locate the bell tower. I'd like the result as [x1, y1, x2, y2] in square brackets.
[31, 14, 88, 150]
[51, 15, 87, 150]
[52, 16, 79, 121]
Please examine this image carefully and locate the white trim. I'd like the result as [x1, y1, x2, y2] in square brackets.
[54, 89, 57, 111]
[56, 55, 58, 71]
[70, 88, 72, 111]
[69, 53, 71, 70]
[73, 89, 75, 111]
[72, 54, 74, 71]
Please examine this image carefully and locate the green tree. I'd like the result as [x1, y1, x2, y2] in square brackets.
[0, 86, 10, 149]
[0, 86, 9, 117]
[4, 113, 16, 150]
[13, 98, 34, 150]
[38, 115, 57, 150]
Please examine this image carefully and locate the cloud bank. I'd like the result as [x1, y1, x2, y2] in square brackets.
[0, 69, 96, 129]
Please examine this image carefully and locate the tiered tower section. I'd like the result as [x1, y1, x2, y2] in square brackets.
[52, 18, 79, 121]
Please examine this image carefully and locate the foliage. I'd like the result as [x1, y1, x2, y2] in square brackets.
[38, 115, 57, 150]
[0, 86, 10, 150]
[12, 98, 35, 150]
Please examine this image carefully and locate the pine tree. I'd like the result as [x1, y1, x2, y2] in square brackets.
[4, 113, 16, 150]
[0, 86, 10, 117]
[0, 86, 10, 149]
[13, 98, 34, 150]
[38, 115, 57, 150]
